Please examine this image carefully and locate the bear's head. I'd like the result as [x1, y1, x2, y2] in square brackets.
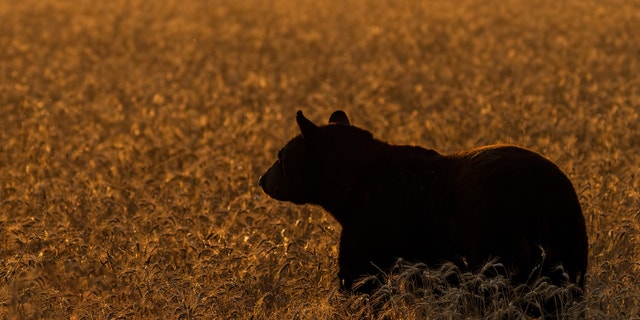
[258, 110, 374, 219]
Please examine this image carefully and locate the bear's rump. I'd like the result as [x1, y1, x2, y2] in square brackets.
[434, 148, 585, 284]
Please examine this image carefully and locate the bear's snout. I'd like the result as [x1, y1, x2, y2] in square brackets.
[258, 165, 280, 197]
[258, 175, 265, 187]
[258, 172, 274, 195]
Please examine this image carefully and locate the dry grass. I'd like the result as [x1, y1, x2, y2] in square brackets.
[1, 0, 639, 318]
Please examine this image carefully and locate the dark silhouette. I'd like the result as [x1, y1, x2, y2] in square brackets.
[259, 110, 588, 297]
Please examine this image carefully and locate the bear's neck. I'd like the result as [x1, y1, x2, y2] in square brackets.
[325, 142, 442, 226]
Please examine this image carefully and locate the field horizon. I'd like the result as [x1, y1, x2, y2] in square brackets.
[1, 0, 640, 319]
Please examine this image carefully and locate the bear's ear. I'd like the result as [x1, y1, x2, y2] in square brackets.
[329, 110, 350, 126]
[296, 110, 317, 138]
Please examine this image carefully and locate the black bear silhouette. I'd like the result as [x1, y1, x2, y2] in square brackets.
[259, 110, 588, 296]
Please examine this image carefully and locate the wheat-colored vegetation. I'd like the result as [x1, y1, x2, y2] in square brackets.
[1, 0, 639, 318]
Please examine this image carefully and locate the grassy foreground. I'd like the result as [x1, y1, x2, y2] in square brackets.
[1, 0, 639, 318]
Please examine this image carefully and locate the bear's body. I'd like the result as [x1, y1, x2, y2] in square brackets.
[259, 110, 588, 294]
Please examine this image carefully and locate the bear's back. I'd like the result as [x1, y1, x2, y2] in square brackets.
[344, 143, 587, 289]
[432, 145, 587, 287]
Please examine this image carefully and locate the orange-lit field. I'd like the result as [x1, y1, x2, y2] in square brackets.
[1, 0, 639, 318]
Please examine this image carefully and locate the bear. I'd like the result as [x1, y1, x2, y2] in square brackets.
[258, 110, 588, 297]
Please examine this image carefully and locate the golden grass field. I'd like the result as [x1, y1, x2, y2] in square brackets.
[1, 0, 640, 318]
